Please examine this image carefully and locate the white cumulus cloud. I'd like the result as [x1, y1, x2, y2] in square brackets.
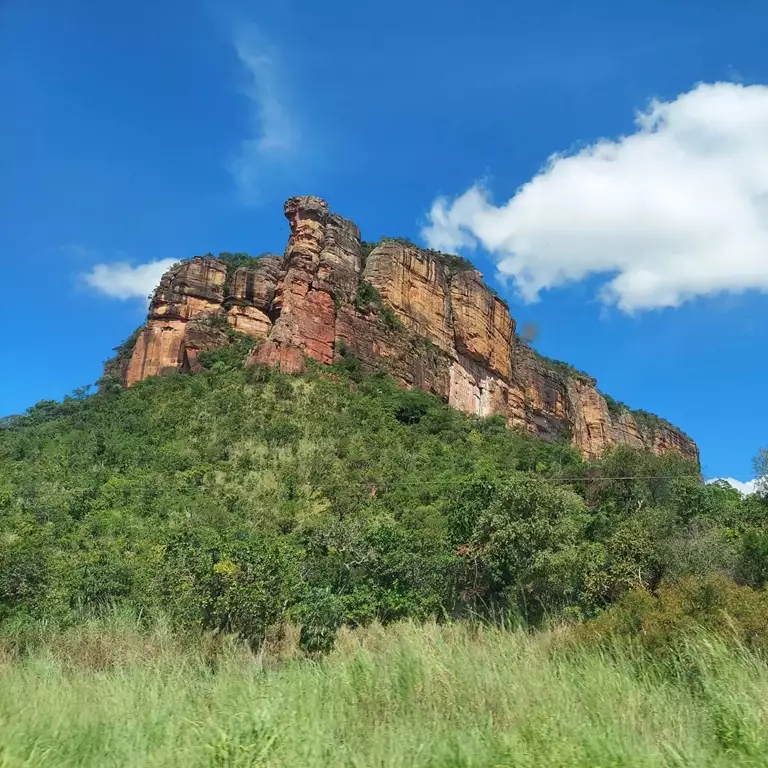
[83, 259, 177, 301]
[423, 82, 768, 313]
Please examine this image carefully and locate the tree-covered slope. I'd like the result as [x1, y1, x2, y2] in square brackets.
[0, 355, 764, 650]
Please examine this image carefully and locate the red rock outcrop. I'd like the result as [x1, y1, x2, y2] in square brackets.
[125, 257, 227, 386]
[124, 255, 282, 385]
[251, 197, 362, 373]
[364, 241, 454, 353]
[118, 196, 698, 463]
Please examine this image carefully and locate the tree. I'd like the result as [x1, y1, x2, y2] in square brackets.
[458, 475, 592, 620]
[753, 448, 768, 498]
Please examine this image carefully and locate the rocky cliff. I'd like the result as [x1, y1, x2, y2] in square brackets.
[116, 196, 698, 462]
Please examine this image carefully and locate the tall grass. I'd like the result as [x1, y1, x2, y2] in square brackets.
[1, 615, 768, 767]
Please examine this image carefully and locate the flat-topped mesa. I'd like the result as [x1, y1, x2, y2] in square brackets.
[118, 195, 698, 463]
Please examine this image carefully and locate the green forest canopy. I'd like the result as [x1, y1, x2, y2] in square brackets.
[1, 351, 767, 652]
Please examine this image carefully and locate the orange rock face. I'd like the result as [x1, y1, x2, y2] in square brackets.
[125, 258, 227, 386]
[119, 196, 698, 464]
[124, 255, 281, 385]
[365, 242, 454, 353]
[224, 259, 280, 339]
[250, 197, 362, 372]
[451, 269, 514, 381]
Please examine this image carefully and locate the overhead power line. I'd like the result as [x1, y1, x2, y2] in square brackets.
[15, 473, 729, 494]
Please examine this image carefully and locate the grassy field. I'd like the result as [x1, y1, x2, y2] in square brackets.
[1, 617, 768, 767]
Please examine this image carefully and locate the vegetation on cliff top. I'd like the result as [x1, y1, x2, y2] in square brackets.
[517, 336, 593, 381]
[215, 251, 273, 274]
[361, 237, 476, 277]
[601, 392, 685, 435]
[212, 251, 275, 297]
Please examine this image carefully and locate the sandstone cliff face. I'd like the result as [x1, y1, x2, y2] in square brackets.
[224, 257, 281, 338]
[125, 258, 226, 386]
[124, 255, 281, 386]
[252, 197, 362, 374]
[364, 242, 454, 353]
[119, 196, 698, 463]
[451, 268, 515, 381]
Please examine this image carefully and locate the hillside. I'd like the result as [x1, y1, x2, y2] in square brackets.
[4, 318, 768, 766]
[113, 195, 698, 462]
[2, 355, 758, 644]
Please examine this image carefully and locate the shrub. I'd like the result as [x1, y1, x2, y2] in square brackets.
[423, 248, 475, 276]
[197, 331, 257, 371]
[736, 530, 768, 588]
[379, 306, 403, 331]
[272, 375, 294, 401]
[446, 474, 594, 621]
[244, 362, 272, 383]
[294, 587, 345, 654]
[355, 281, 383, 314]
[602, 393, 628, 419]
[355, 281, 403, 330]
[334, 342, 364, 380]
[156, 530, 302, 647]
[578, 574, 768, 654]
[394, 393, 431, 425]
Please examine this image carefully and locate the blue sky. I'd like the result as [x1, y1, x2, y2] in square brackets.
[2, 0, 768, 485]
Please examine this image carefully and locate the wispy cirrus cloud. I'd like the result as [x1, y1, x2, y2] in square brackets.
[80, 27, 301, 300]
[228, 24, 300, 203]
[83, 259, 177, 302]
